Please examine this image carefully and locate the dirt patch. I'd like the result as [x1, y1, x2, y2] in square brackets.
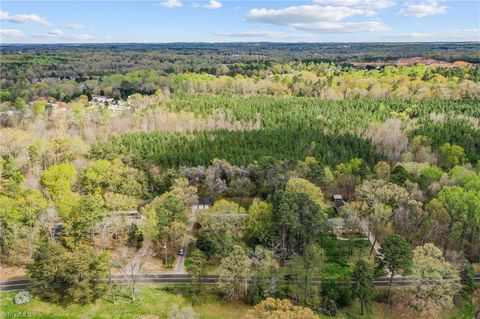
[0, 264, 27, 281]
[142, 257, 166, 273]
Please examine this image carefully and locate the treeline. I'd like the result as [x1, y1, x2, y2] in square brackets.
[2, 57, 480, 104]
[85, 95, 480, 171]
[2, 42, 479, 82]
[90, 128, 382, 169]
[166, 94, 480, 128]
[412, 118, 480, 163]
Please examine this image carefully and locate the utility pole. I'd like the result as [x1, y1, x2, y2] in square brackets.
[164, 242, 168, 267]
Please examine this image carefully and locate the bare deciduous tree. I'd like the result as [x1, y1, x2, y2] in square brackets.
[115, 244, 154, 301]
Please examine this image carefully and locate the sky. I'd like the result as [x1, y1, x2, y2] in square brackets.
[0, 0, 479, 43]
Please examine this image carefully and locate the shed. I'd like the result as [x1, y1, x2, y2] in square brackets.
[332, 194, 347, 214]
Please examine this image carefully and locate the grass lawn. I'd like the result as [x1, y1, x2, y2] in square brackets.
[1, 286, 476, 319]
[334, 302, 477, 319]
[0, 285, 250, 319]
[319, 234, 372, 279]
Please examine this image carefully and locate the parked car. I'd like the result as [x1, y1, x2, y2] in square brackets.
[178, 248, 184, 256]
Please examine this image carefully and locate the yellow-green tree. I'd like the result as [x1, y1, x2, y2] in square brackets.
[286, 177, 325, 210]
[41, 163, 79, 217]
[409, 243, 460, 313]
[245, 298, 319, 319]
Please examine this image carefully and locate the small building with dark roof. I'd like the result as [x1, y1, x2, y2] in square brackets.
[332, 194, 347, 214]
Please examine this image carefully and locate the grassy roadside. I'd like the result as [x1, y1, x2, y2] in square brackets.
[2, 285, 476, 319]
[0, 286, 249, 319]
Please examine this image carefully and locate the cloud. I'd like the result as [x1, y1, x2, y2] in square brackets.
[48, 29, 64, 36]
[203, 0, 222, 9]
[0, 10, 50, 25]
[397, 0, 446, 17]
[0, 28, 24, 37]
[159, 0, 182, 8]
[214, 30, 316, 41]
[215, 31, 282, 37]
[32, 29, 64, 38]
[314, 0, 396, 10]
[248, 5, 365, 24]
[247, 4, 389, 32]
[296, 21, 389, 32]
[76, 34, 92, 41]
[158, 0, 221, 9]
[385, 29, 480, 42]
[29, 30, 93, 42]
[66, 23, 84, 30]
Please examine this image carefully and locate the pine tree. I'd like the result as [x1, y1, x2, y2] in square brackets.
[351, 259, 374, 316]
[189, 249, 208, 294]
[460, 263, 475, 303]
[380, 234, 412, 304]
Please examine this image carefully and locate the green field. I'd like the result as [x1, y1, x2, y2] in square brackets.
[2, 286, 475, 319]
[0, 286, 249, 319]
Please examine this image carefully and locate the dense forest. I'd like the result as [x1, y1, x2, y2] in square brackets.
[1, 42, 480, 104]
[1, 43, 479, 319]
[2, 43, 480, 78]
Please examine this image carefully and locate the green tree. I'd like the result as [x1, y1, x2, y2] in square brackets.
[1, 155, 23, 185]
[285, 177, 325, 209]
[142, 192, 188, 241]
[46, 136, 87, 166]
[380, 234, 412, 304]
[217, 245, 251, 301]
[419, 164, 443, 184]
[250, 246, 280, 304]
[273, 190, 325, 261]
[374, 161, 391, 180]
[367, 203, 393, 257]
[334, 158, 368, 199]
[40, 163, 79, 217]
[28, 241, 108, 304]
[169, 177, 198, 207]
[438, 186, 480, 250]
[103, 192, 139, 211]
[166, 219, 190, 250]
[14, 97, 25, 112]
[188, 249, 208, 294]
[351, 259, 374, 316]
[439, 143, 467, 169]
[66, 194, 108, 244]
[409, 243, 460, 312]
[0, 161, 46, 259]
[196, 232, 221, 260]
[287, 244, 324, 306]
[245, 298, 319, 319]
[205, 199, 246, 214]
[228, 176, 254, 210]
[33, 99, 47, 116]
[127, 223, 144, 249]
[424, 199, 451, 250]
[390, 165, 415, 186]
[80, 158, 145, 197]
[15, 188, 48, 258]
[245, 200, 274, 245]
[459, 263, 475, 303]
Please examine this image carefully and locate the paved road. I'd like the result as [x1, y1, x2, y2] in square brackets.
[2, 273, 479, 292]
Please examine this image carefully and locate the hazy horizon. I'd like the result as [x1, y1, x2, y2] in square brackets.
[1, 40, 479, 46]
